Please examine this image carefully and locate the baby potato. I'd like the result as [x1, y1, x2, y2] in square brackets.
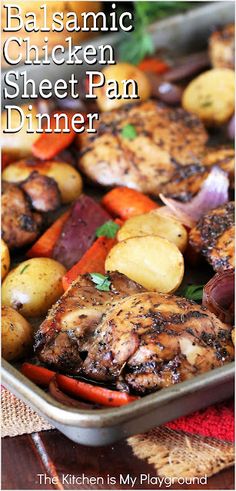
[105, 235, 184, 293]
[1, 239, 10, 281]
[95, 63, 151, 112]
[2, 160, 83, 204]
[2, 258, 66, 318]
[182, 68, 235, 125]
[2, 305, 33, 361]
[1, 105, 38, 159]
[117, 212, 188, 252]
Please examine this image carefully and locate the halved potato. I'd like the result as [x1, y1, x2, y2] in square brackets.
[2, 305, 33, 361]
[117, 212, 188, 252]
[2, 258, 66, 317]
[2, 160, 83, 203]
[105, 235, 184, 293]
[1, 239, 10, 281]
[182, 68, 235, 125]
[95, 63, 151, 112]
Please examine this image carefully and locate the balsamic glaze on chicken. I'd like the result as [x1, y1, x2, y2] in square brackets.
[20, 171, 61, 212]
[77, 101, 208, 199]
[190, 202, 235, 272]
[35, 272, 234, 394]
[1, 181, 43, 249]
[1, 172, 61, 249]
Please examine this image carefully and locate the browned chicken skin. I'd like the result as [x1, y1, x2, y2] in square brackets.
[1, 172, 62, 249]
[1, 181, 42, 249]
[77, 101, 234, 200]
[209, 24, 235, 69]
[35, 272, 234, 394]
[164, 147, 235, 201]
[77, 101, 208, 198]
[20, 171, 61, 212]
[190, 202, 235, 272]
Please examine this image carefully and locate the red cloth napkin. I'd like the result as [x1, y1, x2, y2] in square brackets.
[166, 399, 234, 442]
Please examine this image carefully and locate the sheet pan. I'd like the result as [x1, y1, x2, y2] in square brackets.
[1, 1, 235, 446]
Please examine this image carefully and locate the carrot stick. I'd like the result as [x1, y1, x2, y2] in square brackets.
[32, 112, 77, 160]
[57, 374, 138, 407]
[138, 58, 169, 74]
[62, 235, 116, 290]
[21, 363, 55, 387]
[27, 210, 71, 258]
[101, 187, 158, 219]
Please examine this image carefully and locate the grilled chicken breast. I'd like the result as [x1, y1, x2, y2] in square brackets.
[77, 101, 208, 198]
[1, 181, 42, 249]
[36, 272, 234, 394]
[209, 24, 235, 69]
[190, 202, 235, 272]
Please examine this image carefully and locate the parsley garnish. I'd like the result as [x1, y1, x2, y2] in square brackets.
[119, 2, 195, 65]
[121, 124, 137, 140]
[180, 284, 204, 302]
[90, 273, 111, 291]
[96, 220, 120, 239]
[20, 264, 30, 275]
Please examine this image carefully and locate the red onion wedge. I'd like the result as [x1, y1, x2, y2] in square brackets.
[203, 270, 235, 325]
[160, 167, 229, 228]
[227, 114, 235, 141]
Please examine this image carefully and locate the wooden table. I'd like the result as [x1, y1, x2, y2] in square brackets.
[2, 430, 234, 490]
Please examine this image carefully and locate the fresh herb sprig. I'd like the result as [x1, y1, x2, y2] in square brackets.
[119, 2, 196, 65]
[180, 284, 204, 302]
[90, 273, 111, 291]
[96, 220, 120, 239]
[121, 124, 137, 140]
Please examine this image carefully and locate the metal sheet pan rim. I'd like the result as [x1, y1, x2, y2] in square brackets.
[2, 359, 235, 429]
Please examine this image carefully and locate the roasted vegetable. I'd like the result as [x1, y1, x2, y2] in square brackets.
[53, 195, 111, 269]
[94, 63, 151, 112]
[32, 111, 75, 160]
[2, 160, 83, 204]
[182, 68, 235, 125]
[105, 235, 184, 293]
[2, 306, 33, 361]
[117, 212, 188, 252]
[2, 258, 66, 318]
[102, 187, 158, 219]
[57, 374, 138, 407]
[1, 239, 10, 281]
[62, 235, 117, 290]
[27, 210, 71, 258]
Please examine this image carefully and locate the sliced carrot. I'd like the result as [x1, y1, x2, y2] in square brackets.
[32, 112, 77, 160]
[27, 210, 71, 258]
[57, 374, 138, 407]
[138, 58, 169, 75]
[62, 235, 116, 290]
[21, 363, 55, 387]
[101, 187, 158, 219]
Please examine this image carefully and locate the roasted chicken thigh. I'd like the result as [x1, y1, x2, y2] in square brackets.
[77, 101, 208, 198]
[36, 272, 234, 394]
[77, 101, 234, 200]
[190, 202, 235, 272]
